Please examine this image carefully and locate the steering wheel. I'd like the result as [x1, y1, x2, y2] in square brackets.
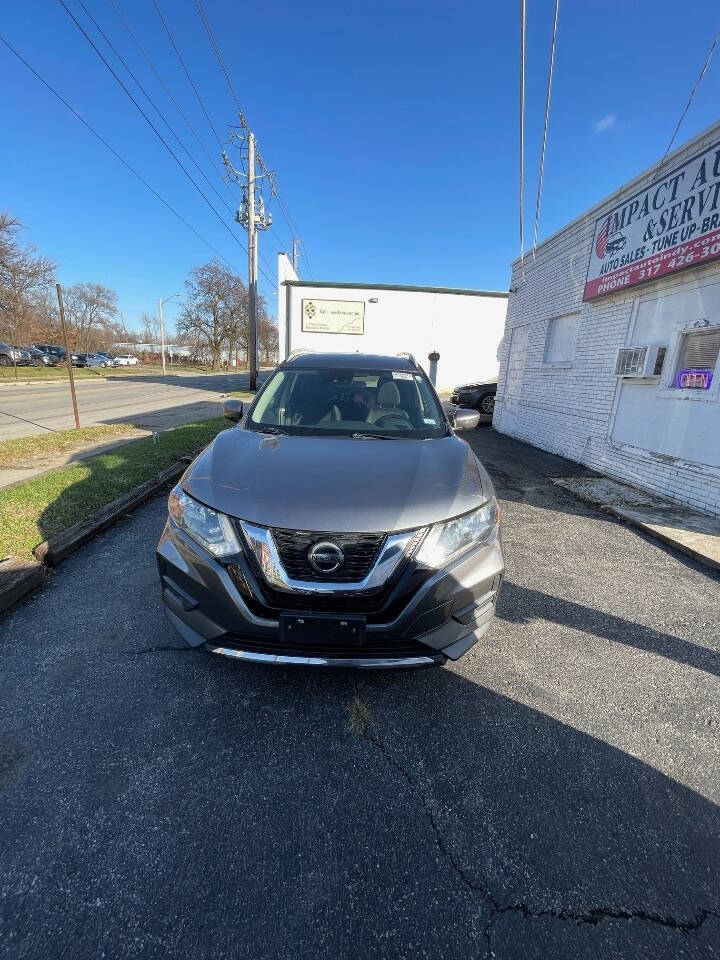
[373, 414, 410, 429]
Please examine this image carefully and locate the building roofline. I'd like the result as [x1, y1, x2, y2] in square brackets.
[512, 116, 720, 269]
[282, 279, 508, 298]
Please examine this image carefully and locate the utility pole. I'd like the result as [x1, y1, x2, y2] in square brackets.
[56, 283, 80, 429]
[247, 132, 257, 390]
[292, 237, 298, 272]
[223, 129, 272, 392]
[158, 297, 167, 376]
[158, 293, 180, 376]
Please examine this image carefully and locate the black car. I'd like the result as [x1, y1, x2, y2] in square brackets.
[25, 346, 59, 367]
[33, 344, 68, 362]
[451, 380, 497, 417]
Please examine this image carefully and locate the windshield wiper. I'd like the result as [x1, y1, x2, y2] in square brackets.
[256, 425, 285, 435]
[350, 432, 407, 440]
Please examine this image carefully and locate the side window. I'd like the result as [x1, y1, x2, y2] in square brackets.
[672, 327, 720, 390]
[544, 313, 578, 365]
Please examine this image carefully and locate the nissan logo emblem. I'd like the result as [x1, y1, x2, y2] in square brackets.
[308, 540, 344, 575]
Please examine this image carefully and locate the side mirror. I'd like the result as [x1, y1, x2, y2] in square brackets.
[451, 407, 481, 432]
[222, 398, 244, 422]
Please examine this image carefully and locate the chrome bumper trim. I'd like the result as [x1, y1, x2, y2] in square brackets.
[206, 644, 442, 668]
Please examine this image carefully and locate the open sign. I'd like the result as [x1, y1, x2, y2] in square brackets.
[676, 369, 713, 390]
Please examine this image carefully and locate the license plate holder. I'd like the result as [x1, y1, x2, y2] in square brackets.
[280, 613, 366, 646]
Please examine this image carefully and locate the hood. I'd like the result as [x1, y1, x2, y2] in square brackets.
[183, 428, 487, 533]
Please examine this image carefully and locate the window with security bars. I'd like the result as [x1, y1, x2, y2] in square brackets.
[673, 327, 720, 390]
[615, 347, 647, 376]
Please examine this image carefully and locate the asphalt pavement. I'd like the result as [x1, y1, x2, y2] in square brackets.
[0, 372, 254, 441]
[0, 429, 718, 959]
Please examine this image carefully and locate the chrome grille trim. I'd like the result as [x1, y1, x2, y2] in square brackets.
[238, 520, 421, 594]
[271, 528, 385, 583]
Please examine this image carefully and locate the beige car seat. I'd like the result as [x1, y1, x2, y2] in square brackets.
[366, 381, 408, 424]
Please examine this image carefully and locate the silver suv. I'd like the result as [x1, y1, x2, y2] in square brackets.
[157, 353, 504, 668]
[0, 342, 31, 367]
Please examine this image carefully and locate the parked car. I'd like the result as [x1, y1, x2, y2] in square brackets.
[95, 352, 119, 366]
[114, 354, 139, 366]
[157, 351, 504, 669]
[74, 353, 116, 368]
[33, 344, 68, 362]
[25, 346, 59, 367]
[0, 342, 31, 366]
[451, 379, 498, 417]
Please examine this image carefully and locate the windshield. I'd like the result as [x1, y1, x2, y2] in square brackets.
[248, 366, 448, 438]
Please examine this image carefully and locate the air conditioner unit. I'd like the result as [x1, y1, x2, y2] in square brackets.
[614, 343, 667, 378]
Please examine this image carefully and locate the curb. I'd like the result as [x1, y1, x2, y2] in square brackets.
[0, 556, 45, 612]
[33, 460, 186, 567]
[0, 459, 189, 615]
[552, 479, 720, 575]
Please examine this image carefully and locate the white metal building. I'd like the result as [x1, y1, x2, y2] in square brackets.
[494, 120, 720, 518]
[277, 254, 508, 390]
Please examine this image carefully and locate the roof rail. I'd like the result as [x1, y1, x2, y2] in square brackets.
[396, 352, 418, 367]
[286, 348, 315, 361]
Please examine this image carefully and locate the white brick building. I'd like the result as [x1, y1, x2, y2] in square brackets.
[494, 120, 720, 518]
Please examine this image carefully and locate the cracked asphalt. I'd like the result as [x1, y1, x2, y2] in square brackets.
[1, 429, 719, 959]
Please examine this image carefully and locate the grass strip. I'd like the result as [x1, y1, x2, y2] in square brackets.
[0, 416, 229, 562]
[0, 425, 135, 468]
[0, 364, 247, 381]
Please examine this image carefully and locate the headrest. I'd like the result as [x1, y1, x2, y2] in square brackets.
[377, 381, 400, 406]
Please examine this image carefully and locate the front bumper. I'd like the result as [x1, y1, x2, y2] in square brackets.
[156, 519, 504, 669]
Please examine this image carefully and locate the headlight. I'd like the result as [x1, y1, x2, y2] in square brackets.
[416, 500, 500, 569]
[168, 485, 240, 557]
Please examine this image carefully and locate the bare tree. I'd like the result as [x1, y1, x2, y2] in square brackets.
[63, 282, 118, 353]
[224, 278, 249, 368]
[258, 308, 279, 364]
[0, 213, 55, 349]
[140, 311, 160, 347]
[177, 260, 247, 370]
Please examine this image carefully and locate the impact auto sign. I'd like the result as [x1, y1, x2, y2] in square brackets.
[584, 139, 720, 300]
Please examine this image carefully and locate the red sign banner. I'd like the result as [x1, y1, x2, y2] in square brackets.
[584, 138, 720, 301]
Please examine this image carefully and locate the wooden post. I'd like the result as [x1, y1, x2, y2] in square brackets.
[56, 283, 80, 429]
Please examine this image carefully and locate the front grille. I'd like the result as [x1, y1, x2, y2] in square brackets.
[271, 528, 385, 583]
[216, 632, 436, 660]
[451, 394, 459, 404]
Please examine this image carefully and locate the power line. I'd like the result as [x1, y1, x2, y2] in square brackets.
[532, 0, 559, 259]
[57, 0, 251, 263]
[193, 0, 246, 126]
[191, 0, 308, 264]
[151, 0, 224, 153]
[0, 32, 236, 272]
[76, 0, 235, 221]
[518, 0, 526, 272]
[108, 0, 240, 208]
[654, 29, 720, 181]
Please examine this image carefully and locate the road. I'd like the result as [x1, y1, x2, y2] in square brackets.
[1, 430, 718, 959]
[0, 372, 257, 441]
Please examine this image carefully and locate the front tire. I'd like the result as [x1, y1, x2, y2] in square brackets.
[479, 393, 495, 415]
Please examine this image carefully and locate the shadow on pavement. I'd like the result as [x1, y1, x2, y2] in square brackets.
[498, 578, 720, 679]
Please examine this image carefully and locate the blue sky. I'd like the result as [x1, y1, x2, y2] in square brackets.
[1, 0, 719, 334]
